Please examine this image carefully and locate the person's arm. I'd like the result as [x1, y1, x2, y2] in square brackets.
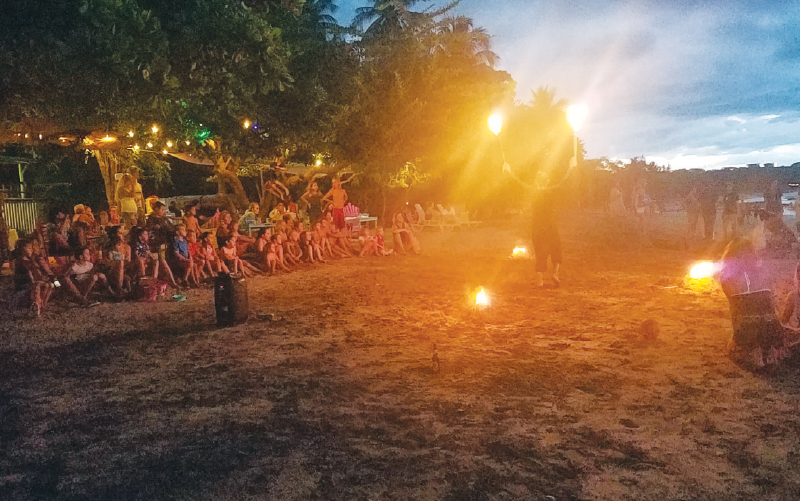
[274, 180, 290, 196]
[322, 189, 333, 205]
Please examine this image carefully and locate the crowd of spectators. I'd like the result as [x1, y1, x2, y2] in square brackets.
[5, 172, 420, 318]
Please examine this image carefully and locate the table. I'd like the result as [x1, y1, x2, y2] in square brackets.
[248, 223, 273, 238]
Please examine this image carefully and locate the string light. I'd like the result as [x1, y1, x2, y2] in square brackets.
[166, 141, 173, 147]
[38, 134, 42, 140]
[147, 142, 153, 148]
[24, 134, 29, 138]
[162, 149, 168, 155]
[243, 120, 251, 129]
[185, 140, 190, 145]
[133, 144, 140, 150]
[151, 125, 159, 133]
[128, 131, 135, 137]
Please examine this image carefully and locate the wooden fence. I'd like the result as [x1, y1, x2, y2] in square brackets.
[3, 198, 38, 233]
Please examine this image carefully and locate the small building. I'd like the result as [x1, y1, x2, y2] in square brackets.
[747, 163, 760, 168]
[764, 163, 775, 168]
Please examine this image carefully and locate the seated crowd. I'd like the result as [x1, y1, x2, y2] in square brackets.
[9, 195, 420, 318]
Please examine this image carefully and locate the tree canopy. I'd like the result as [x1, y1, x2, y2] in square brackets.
[0, 0, 589, 215]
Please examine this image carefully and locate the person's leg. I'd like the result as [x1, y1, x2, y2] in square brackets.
[531, 233, 546, 287]
[159, 258, 179, 287]
[81, 275, 99, 300]
[550, 226, 563, 286]
[63, 276, 87, 304]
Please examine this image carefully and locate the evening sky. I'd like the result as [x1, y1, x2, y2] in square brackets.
[338, 0, 800, 169]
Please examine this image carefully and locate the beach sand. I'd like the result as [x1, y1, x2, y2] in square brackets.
[2, 211, 800, 500]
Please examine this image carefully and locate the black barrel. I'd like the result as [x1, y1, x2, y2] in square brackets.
[214, 273, 249, 327]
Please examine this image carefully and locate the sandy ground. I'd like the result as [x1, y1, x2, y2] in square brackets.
[3, 211, 800, 500]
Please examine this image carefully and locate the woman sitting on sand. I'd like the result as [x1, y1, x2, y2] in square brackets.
[391, 212, 419, 255]
[717, 237, 800, 368]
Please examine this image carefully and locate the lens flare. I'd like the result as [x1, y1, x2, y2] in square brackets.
[689, 261, 715, 280]
[488, 113, 503, 136]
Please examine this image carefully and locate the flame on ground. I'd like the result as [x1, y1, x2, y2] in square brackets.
[475, 288, 488, 307]
[689, 261, 716, 280]
[512, 246, 527, 257]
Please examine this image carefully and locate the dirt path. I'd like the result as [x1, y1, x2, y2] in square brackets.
[2, 213, 800, 500]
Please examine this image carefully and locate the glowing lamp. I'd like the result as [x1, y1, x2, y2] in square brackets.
[185, 140, 191, 145]
[475, 288, 489, 307]
[24, 134, 29, 138]
[151, 125, 159, 134]
[567, 104, 588, 132]
[315, 159, 322, 166]
[133, 144, 140, 150]
[512, 246, 527, 257]
[38, 134, 42, 140]
[243, 120, 251, 129]
[166, 141, 173, 147]
[488, 113, 503, 136]
[146, 142, 153, 148]
[162, 149, 168, 155]
[128, 131, 135, 137]
[689, 261, 716, 280]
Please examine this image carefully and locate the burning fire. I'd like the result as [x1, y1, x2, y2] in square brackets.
[689, 261, 716, 280]
[475, 288, 489, 307]
[512, 246, 527, 257]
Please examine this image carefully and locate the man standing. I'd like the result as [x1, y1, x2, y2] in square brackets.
[698, 178, 718, 240]
[721, 183, 740, 243]
[323, 178, 348, 230]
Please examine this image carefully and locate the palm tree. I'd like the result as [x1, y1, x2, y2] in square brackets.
[431, 15, 498, 67]
[352, 0, 427, 38]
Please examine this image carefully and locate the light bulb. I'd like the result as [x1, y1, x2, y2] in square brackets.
[151, 125, 159, 133]
[166, 141, 173, 147]
[147, 142, 153, 148]
[128, 131, 134, 137]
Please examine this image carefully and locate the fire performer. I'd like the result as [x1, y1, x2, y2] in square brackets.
[505, 166, 563, 288]
[717, 237, 800, 369]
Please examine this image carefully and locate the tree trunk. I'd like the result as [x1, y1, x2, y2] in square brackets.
[94, 150, 126, 209]
[214, 155, 250, 211]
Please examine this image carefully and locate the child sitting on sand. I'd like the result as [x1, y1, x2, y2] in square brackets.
[64, 247, 114, 306]
[172, 225, 199, 287]
[358, 226, 377, 257]
[200, 232, 228, 275]
[310, 227, 326, 263]
[266, 235, 290, 274]
[375, 227, 393, 256]
[283, 231, 302, 266]
[220, 236, 257, 278]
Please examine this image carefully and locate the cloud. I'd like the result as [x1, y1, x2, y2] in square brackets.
[337, 0, 800, 169]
